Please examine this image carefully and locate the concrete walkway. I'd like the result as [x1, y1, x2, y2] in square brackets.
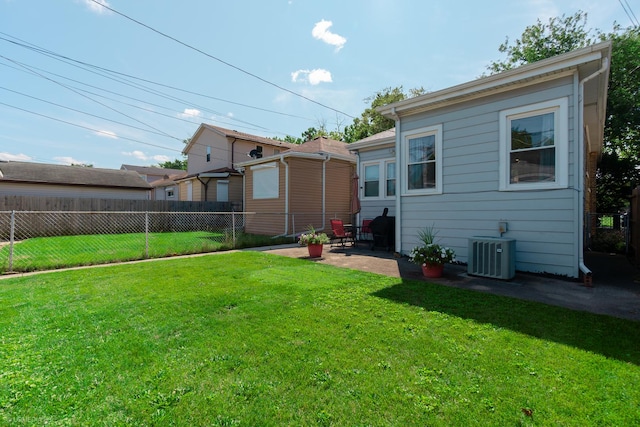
[262, 244, 640, 322]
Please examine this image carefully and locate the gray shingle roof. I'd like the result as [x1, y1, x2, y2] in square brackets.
[0, 161, 152, 189]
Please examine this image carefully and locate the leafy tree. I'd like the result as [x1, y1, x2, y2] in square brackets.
[601, 26, 640, 159]
[596, 152, 640, 212]
[158, 158, 187, 170]
[343, 86, 425, 142]
[486, 11, 594, 74]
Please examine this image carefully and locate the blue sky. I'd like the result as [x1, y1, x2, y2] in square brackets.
[0, 0, 634, 169]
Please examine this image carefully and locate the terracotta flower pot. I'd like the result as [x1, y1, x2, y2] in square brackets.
[307, 243, 323, 258]
[421, 262, 444, 278]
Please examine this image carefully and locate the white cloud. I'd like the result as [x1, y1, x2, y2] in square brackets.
[291, 69, 333, 85]
[122, 150, 148, 161]
[82, 0, 110, 14]
[179, 108, 202, 118]
[152, 155, 171, 163]
[312, 19, 346, 51]
[53, 156, 89, 165]
[0, 152, 33, 162]
[95, 130, 118, 139]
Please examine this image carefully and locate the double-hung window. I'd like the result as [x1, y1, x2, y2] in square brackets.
[403, 124, 443, 195]
[361, 159, 396, 199]
[499, 98, 568, 191]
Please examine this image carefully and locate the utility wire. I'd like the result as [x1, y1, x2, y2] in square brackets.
[88, 0, 356, 119]
[618, 0, 640, 27]
[0, 32, 310, 122]
[0, 101, 182, 153]
[0, 54, 180, 140]
[0, 86, 185, 140]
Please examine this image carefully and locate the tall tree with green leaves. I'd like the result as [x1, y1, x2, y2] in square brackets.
[343, 86, 425, 143]
[158, 159, 187, 170]
[486, 11, 594, 74]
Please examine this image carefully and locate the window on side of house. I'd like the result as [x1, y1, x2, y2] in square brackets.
[251, 162, 279, 199]
[206, 146, 211, 162]
[166, 187, 175, 198]
[361, 160, 396, 200]
[499, 98, 568, 191]
[385, 161, 396, 197]
[363, 163, 380, 198]
[403, 124, 443, 195]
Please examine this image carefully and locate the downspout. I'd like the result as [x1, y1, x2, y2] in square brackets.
[279, 155, 289, 235]
[577, 56, 609, 284]
[389, 107, 401, 254]
[321, 154, 331, 233]
[231, 137, 237, 166]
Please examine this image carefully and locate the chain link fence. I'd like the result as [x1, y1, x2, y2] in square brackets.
[0, 210, 352, 273]
[0, 211, 248, 273]
[585, 212, 629, 253]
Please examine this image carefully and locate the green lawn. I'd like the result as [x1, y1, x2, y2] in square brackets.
[1, 251, 638, 426]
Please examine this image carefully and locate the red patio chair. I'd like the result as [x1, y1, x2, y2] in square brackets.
[359, 219, 373, 241]
[330, 219, 355, 247]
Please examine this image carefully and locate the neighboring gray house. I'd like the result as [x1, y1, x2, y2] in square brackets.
[120, 164, 187, 184]
[351, 42, 612, 280]
[119, 164, 188, 201]
[0, 161, 151, 199]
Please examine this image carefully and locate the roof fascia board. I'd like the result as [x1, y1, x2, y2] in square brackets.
[349, 138, 396, 151]
[379, 47, 605, 117]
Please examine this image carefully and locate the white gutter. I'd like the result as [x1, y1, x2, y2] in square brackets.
[279, 154, 289, 235]
[389, 107, 402, 254]
[321, 154, 331, 233]
[577, 56, 610, 283]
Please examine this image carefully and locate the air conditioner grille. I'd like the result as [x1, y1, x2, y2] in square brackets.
[468, 237, 515, 280]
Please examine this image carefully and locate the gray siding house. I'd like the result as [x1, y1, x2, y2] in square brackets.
[352, 42, 611, 280]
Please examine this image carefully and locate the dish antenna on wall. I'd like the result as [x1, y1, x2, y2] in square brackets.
[248, 146, 263, 159]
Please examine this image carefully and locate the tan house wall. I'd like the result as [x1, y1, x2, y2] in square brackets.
[288, 158, 324, 234]
[198, 175, 243, 209]
[187, 128, 230, 174]
[243, 157, 354, 237]
[187, 126, 289, 176]
[244, 163, 286, 235]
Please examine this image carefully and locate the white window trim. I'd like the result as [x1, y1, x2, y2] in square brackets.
[402, 124, 443, 195]
[361, 159, 396, 200]
[499, 98, 568, 191]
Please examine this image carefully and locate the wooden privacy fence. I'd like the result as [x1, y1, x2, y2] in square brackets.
[0, 195, 233, 212]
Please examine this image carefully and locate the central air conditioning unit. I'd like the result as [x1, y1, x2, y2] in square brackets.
[468, 237, 516, 280]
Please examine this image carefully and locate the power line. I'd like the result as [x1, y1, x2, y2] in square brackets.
[88, 0, 356, 120]
[0, 33, 314, 138]
[0, 86, 184, 140]
[619, 0, 640, 27]
[0, 101, 182, 153]
[0, 32, 312, 122]
[0, 54, 180, 140]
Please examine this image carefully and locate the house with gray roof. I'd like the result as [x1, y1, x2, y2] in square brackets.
[0, 161, 151, 199]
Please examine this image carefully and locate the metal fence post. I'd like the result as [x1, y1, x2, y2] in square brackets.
[8, 210, 15, 272]
[145, 211, 149, 258]
[232, 211, 236, 248]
